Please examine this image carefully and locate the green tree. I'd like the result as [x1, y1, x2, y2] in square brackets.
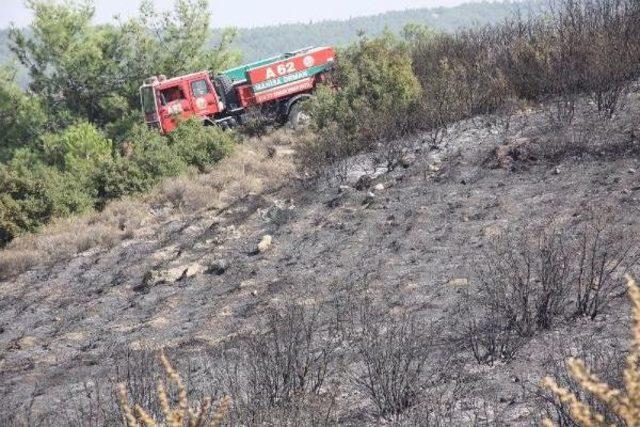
[0, 66, 46, 162]
[42, 122, 112, 181]
[401, 23, 434, 45]
[311, 32, 421, 140]
[9, 0, 238, 131]
[135, 0, 239, 77]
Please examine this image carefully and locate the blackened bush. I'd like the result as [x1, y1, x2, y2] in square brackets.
[352, 306, 439, 418]
[221, 301, 341, 424]
[536, 338, 624, 426]
[572, 215, 640, 319]
[475, 224, 573, 337]
[464, 214, 640, 365]
[460, 309, 526, 366]
[412, 28, 513, 122]
[298, 0, 640, 183]
[410, 0, 640, 132]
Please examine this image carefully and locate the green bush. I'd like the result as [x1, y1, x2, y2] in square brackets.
[312, 32, 420, 140]
[301, 33, 422, 176]
[0, 157, 93, 245]
[0, 118, 235, 244]
[93, 126, 187, 201]
[42, 122, 113, 182]
[167, 119, 235, 171]
[94, 122, 233, 201]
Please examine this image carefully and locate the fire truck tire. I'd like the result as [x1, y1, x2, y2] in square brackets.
[287, 101, 311, 129]
[214, 75, 239, 109]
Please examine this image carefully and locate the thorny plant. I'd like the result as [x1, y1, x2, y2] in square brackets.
[117, 350, 230, 427]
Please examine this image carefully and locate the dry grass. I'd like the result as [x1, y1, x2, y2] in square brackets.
[542, 275, 640, 426]
[0, 198, 148, 279]
[153, 176, 220, 211]
[205, 132, 297, 205]
[0, 130, 298, 279]
[117, 349, 230, 427]
[151, 130, 297, 210]
[148, 130, 297, 212]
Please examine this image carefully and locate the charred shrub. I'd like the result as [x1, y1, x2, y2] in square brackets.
[298, 0, 640, 183]
[409, 0, 640, 132]
[459, 309, 527, 366]
[462, 213, 640, 365]
[351, 305, 441, 418]
[220, 301, 341, 424]
[411, 28, 513, 124]
[475, 224, 573, 338]
[572, 215, 640, 319]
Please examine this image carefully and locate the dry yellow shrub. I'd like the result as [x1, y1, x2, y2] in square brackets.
[542, 275, 640, 426]
[117, 350, 230, 427]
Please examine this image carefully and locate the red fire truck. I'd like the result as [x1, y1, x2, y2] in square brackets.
[140, 46, 335, 133]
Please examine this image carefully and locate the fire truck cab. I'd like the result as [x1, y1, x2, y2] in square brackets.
[140, 71, 226, 133]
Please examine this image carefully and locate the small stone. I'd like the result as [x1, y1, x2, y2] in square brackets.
[483, 226, 502, 238]
[373, 183, 385, 191]
[629, 168, 637, 174]
[622, 188, 631, 195]
[251, 290, 258, 297]
[257, 235, 273, 253]
[339, 185, 352, 192]
[17, 336, 38, 350]
[447, 278, 469, 287]
[554, 167, 561, 175]
[141, 262, 203, 288]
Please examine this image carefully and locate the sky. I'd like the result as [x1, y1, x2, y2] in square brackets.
[2, 0, 482, 29]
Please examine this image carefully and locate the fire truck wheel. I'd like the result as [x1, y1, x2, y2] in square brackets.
[287, 102, 311, 129]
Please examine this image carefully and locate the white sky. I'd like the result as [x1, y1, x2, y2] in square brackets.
[2, 0, 485, 29]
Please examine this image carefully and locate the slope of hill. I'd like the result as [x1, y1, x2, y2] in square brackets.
[213, 1, 525, 61]
[2, 92, 639, 424]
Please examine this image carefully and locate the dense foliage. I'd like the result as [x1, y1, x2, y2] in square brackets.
[301, 33, 421, 173]
[0, 0, 237, 245]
